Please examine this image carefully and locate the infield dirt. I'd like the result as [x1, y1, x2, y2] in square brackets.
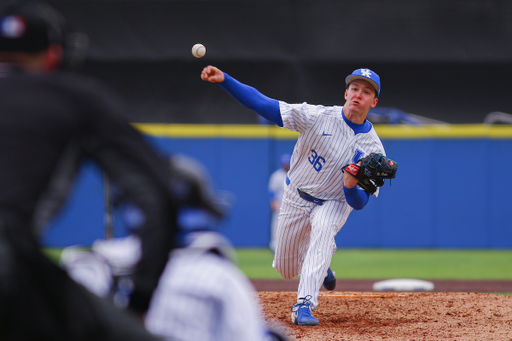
[255, 280, 512, 340]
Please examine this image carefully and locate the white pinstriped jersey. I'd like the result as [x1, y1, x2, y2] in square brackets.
[145, 247, 267, 341]
[61, 235, 269, 341]
[279, 101, 385, 200]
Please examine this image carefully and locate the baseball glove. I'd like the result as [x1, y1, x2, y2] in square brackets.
[342, 153, 398, 193]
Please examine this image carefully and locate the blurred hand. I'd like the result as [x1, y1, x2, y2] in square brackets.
[201, 65, 225, 83]
[270, 200, 280, 212]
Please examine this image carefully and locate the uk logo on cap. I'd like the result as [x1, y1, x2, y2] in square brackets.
[345, 68, 381, 96]
[361, 69, 372, 77]
[0, 15, 26, 39]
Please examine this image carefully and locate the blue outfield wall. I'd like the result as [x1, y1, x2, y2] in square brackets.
[42, 124, 512, 249]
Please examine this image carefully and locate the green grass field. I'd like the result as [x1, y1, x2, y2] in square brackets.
[235, 248, 512, 280]
[45, 247, 512, 281]
[45, 247, 512, 295]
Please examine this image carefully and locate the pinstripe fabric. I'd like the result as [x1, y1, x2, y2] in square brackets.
[145, 248, 267, 341]
[273, 101, 385, 310]
[280, 102, 385, 200]
[63, 235, 268, 341]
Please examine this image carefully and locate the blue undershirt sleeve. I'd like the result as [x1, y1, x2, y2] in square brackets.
[218, 73, 283, 127]
[343, 185, 370, 210]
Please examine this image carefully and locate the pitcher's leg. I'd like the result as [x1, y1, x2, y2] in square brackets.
[273, 186, 313, 280]
[297, 200, 351, 309]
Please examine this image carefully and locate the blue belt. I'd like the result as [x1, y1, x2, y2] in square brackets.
[286, 176, 324, 205]
[298, 189, 325, 205]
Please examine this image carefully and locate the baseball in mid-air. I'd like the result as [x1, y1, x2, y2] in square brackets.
[192, 43, 206, 58]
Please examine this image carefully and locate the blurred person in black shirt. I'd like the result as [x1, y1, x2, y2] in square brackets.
[0, 1, 205, 340]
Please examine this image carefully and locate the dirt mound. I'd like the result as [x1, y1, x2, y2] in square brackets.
[258, 291, 512, 340]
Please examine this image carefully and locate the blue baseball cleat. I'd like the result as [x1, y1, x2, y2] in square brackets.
[323, 267, 336, 291]
[291, 296, 319, 326]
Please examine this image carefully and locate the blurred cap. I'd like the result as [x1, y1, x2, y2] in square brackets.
[345, 68, 381, 96]
[169, 153, 232, 219]
[280, 153, 291, 167]
[0, 1, 66, 52]
[0, 1, 88, 68]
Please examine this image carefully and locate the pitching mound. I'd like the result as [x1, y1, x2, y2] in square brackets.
[258, 291, 512, 340]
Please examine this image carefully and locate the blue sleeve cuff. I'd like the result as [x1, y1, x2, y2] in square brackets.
[218, 73, 283, 127]
[343, 185, 370, 210]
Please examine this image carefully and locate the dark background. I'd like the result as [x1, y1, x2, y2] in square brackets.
[49, 0, 512, 124]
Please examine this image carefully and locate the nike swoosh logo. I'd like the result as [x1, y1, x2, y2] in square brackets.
[322, 132, 332, 136]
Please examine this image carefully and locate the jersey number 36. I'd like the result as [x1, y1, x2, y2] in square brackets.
[308, 149, 325, 172]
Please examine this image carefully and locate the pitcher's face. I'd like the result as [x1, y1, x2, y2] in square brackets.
[344, 79, 378, 117]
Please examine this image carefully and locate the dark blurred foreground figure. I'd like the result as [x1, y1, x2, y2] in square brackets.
[0, 1, 207, 340]
[61, 154, 290, 341]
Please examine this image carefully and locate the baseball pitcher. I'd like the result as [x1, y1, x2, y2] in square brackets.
[201, 66, 397, 326]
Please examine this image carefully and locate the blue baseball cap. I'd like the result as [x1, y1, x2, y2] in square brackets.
[345, 68, 381, 96]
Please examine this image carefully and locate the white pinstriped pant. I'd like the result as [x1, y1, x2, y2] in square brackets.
[272, 180, 352, 309]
